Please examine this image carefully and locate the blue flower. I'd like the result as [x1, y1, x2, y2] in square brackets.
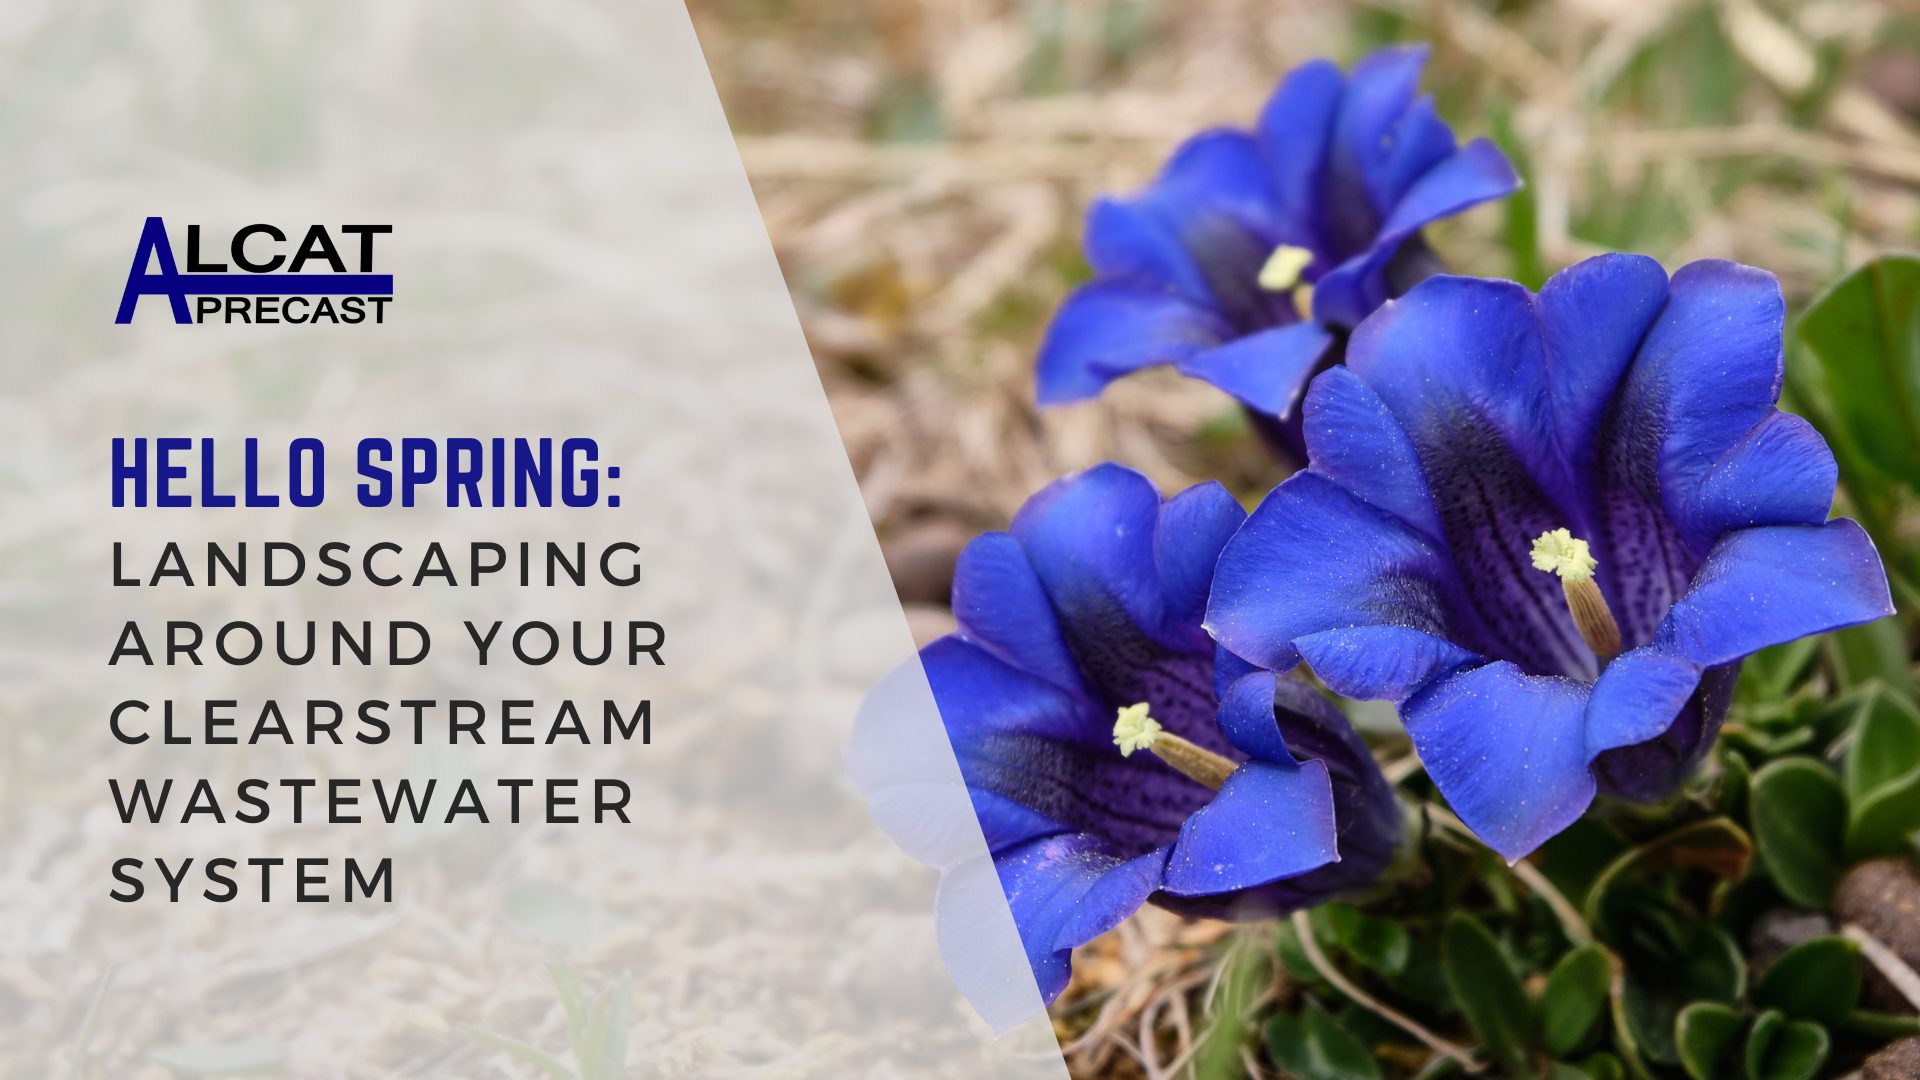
[1206, 254, 1895, 862]
[849, 464, 1397, 1023]
[1036, 45, 1519, 449]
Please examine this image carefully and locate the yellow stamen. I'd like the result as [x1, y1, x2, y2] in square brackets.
[1529, 529, 1621, 661]
[1258, 244, 1315, 293]
[1530, 528, 1596, 583]
[1112, 703, 1236, 792]
[1293, 283, 1315, 322]
[1112, 703, 1161, 755]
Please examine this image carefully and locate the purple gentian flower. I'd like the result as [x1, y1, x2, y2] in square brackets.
[1036, 46, 1519, 454]
[849, 464, 1397, 1020]
[1206, 255, 1894, 861]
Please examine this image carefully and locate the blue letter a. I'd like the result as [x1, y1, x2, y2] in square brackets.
[115, 217, 191, 325]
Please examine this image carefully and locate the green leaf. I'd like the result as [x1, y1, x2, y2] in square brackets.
[548, 955, 590, 1056]
[578, 982, 633, 1080]
[1717, 750, 1753, 821]
[1616, 922, 1746, 1066]
[1845, 688, 1920, 859]
[1845, 686, 1920, 800]
[1265, 1000, 1381, 1080]
[1830, 619, 1917, 699]
[1743, 1010, 1829, 1080]
[1576, 1052, 1627, 1080]
[1582, 818, 1753, 934]
[1675, 1002, 1744, 1080]
[1539, 944, 1611, 1057]
[1797, 255, 1920, 491]
[1853, 771, 1920, 860]
[1750, 758, 1848, 907]
[1742, 638, 1824, 703]
[148, 1042, 286, 1076]
[1311, 903, 1411, 978]
[1441, 913, 1532, 1076]
[1755, 937, 1862, 1026]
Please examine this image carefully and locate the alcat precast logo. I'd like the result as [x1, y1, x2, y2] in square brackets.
[115, 217, 393, 325]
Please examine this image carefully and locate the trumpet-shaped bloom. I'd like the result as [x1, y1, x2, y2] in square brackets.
[850, 464, 1397, 1017]
[1036, 45, 1518, 448]
[1206, 255, 1894, 861]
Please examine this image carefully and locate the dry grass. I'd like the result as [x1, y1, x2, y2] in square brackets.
[689, 0, 1920, 1073]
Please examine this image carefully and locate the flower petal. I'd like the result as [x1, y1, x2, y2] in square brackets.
[1341, 276, 1598, 676]
[1582, 646, 1703, 760]
[1405, 661, 1595, 861]
[1656, 520, 1894, 668]
[1535, 252, 1670, 498]
[1054, 847, 1170, 951]
[1312, 139, 1520, 329]
[1012, 464, 1184, 654]
[1163, 758, 1339, 895]
[1613, 260, 1788, 554]
[1295, 625, 1478, 702]
[1172, 320, 1333, 420]
[1215, 671, 1299, 763]
[937, 836, 1142, 1021]
[1321, 44, 1430, 253]
[1085, 130, 1280, 308]
[1679, 411, 1839, 539]
[1154, 481, 1248, 632]
[1257, 57, 1345, 255]
[1375, 95, 1461, 209]
[1035, 281, 1229, 405]
[1300, 364, 1444, 543]
[1206, 471, 1460, 684]
[950, 532, 1087, 697]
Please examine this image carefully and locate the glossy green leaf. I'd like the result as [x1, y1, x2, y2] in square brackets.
[1539, 944, 1611, 1057]
[1743, 1010, 1829, 1080]
[1265, 1000, 1381, 1080]
[1617, 921, 1746, 1067]
[1850, 770, 1920, 863]
[1675, 1001, 1743, 1080]
[1442, 913, 1532, 1076]
[1797, 254, 1920, 490]
[1755, 936, 1861, 1026]
[1845, 687, 1920, 799]
[1750, 758, 1848, 907]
